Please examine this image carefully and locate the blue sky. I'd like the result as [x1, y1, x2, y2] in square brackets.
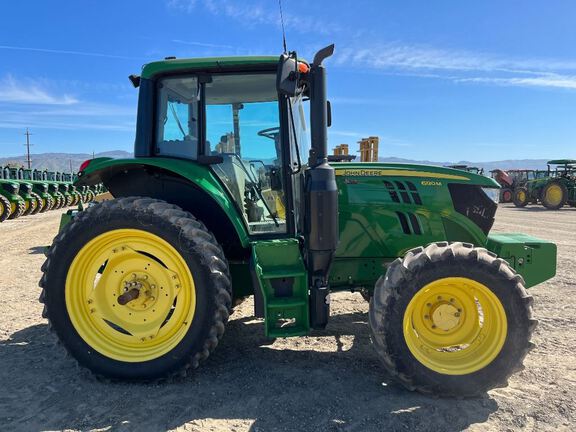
[0, 0, 575, 161]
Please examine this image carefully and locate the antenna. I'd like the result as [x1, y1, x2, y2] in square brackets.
[278, 0, 287, 52]
[24, 128, 33, 169]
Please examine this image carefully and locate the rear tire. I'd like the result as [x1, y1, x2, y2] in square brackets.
[513, 187, 529, 207]
[0, 195, 10, 222]
[540, 181, 567, 210]
[369, 242, 536, 397]
[40, 197, 232, 380]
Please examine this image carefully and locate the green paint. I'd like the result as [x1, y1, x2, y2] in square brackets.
[486, 233, 557, 287]
[251, 239, 309, 337]
[78, 157, 250, 247]
[141, 56, 279, 79]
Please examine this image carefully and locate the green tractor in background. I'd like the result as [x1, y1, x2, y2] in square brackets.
[19, 168, 56, 212]
[5, 166, 50, 214]
[0, 167, 26, 220]
[38, 170, 68, 209]
[1, 166, 40, 217]
[40, 47, 557, 397]
[514, 160, 576, 209]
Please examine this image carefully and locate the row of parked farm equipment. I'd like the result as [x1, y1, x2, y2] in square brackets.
[491, 160, 576, 210]
[0, 166, 103, 222]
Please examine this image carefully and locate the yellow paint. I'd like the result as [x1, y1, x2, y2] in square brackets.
[518, 190, 526, 202]
[335, 168, 469, 181]
[403, 277, 507, 375]
[545, 184, 563, 206]
[65, 229, 196, 362]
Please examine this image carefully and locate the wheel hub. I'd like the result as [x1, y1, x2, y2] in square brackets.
[431, 303, 460, 331]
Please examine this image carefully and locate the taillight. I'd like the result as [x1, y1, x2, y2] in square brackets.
[79, 159, 91, 172]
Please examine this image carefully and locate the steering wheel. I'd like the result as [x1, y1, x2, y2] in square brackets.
[257, 126, 280, 141]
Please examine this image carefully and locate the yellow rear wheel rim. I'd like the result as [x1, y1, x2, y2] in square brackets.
[10, 202, 16, 214]
[65, 229, 196, 362]
[0, 200, 4, 215]
[545, 184, 563, 206]
[403, 277, 507, 375]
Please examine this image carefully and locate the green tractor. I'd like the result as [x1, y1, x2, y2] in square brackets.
[19, 168, 56, 212]
[0, 166, 26, 220]
[1, 166, 40, 216]
[39, 170, 68, 209]
[57, 172, 83, 206]
[40, 47, 557, 397]
[514, 160, 576, 209]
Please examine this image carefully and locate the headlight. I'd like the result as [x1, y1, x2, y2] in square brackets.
[42, 184, 48, 193]
[482, 187, 500, 203]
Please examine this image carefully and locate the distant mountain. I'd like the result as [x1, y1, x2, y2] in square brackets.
[0, 150, 555, 173]
[378, 157, 551, 171]
[0, 151, 133, 173]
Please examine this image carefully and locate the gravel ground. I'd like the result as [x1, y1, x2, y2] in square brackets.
[0, 204, 574, 431]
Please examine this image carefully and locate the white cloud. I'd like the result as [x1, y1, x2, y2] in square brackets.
[172, 39, 235, 49]
[333, 43, 576, 90]
[167, 0, 340, 35]
[0, 75, 78, 105]
[0, 44, 140, 60]
[456, 74, 576, 90]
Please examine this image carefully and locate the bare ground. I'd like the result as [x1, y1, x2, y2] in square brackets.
[0, 204, 575, 432]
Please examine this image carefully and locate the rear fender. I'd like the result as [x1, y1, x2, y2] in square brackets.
[76, 157, 250, 254]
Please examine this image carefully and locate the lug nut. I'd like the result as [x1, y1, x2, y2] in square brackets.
[132, 273, 137, 279]
[437, 296, 442, 300]
[426, 303, 432, 307]
[424, 315, 429, 319]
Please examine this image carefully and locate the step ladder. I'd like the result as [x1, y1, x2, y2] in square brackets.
[251, 239, 309, 337]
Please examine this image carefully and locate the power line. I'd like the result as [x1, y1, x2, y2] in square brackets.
[24, 128, 33, 169]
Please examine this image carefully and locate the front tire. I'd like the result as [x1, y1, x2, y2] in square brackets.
[0, 194, 10, 222]
[513, 187, 529, 207]
[369, 242, 536, 397]
[40, 197, 232, 380]
[30, 192, 42, 215]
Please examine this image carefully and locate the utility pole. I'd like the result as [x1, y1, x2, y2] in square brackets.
[24, 128, 33, 169]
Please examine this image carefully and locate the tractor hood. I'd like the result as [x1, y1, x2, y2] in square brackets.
[331, 162, 499, 188]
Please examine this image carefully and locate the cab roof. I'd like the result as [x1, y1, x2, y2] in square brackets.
[141, 56, 280, 79]
[547, 159, 576, 165]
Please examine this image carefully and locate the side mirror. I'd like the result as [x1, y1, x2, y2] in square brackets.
[277, 52, 299, 96]
[327, 100, 332, 127]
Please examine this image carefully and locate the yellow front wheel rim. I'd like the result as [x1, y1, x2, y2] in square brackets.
[518, 190, 526, 202]
[65, 229, 196, 362]
[403, 277, 507, 375]
[545, 185, 563, 206]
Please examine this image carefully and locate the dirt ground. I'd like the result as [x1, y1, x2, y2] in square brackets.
[0, 204, 574, 432]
